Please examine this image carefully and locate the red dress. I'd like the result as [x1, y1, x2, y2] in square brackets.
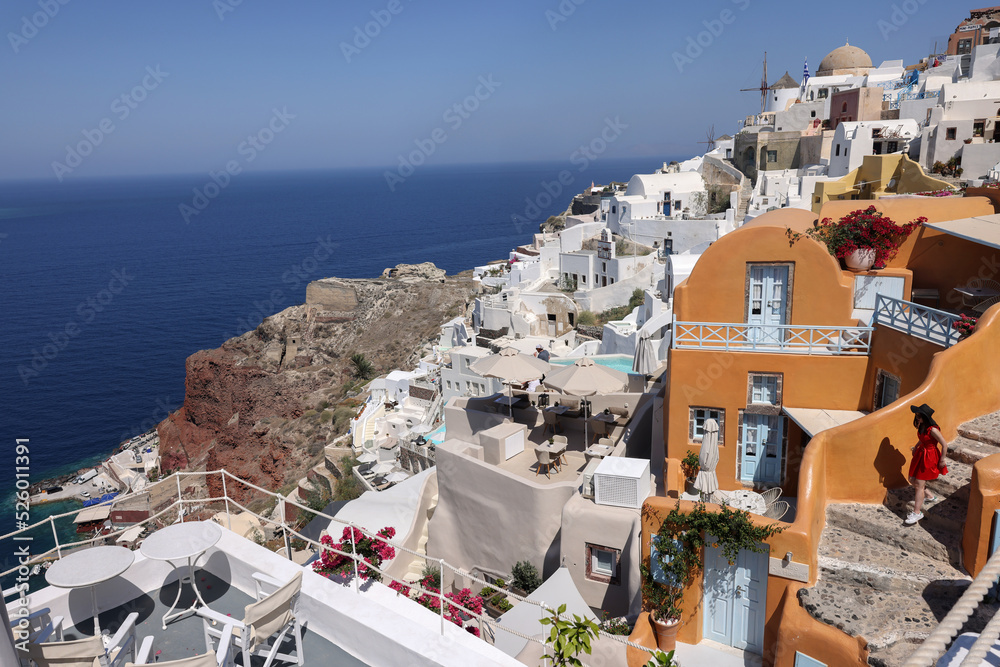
[909, 426, 945, 481]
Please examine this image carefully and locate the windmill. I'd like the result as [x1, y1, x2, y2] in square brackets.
[697, 126, 717, 152]
[740, 52, 769, 114]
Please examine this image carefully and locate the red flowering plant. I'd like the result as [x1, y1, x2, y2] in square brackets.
[787, 206, 926, 268]
[313, 525, 396, 583]
[953, 314, 978, 338]
[389, 574, 486, 637]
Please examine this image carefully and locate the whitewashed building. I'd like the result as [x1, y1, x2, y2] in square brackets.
[829, 119, 920, 177]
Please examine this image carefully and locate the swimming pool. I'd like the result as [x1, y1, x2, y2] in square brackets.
[427, 424, 447, 445]
[549, 354, 635, 374]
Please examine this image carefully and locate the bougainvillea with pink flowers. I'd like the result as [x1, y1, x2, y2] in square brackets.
[389, 574, 485, 637]
[953, 314, 978, 338]
[313, 525, 395, 583]
[787, 206, 925, 268]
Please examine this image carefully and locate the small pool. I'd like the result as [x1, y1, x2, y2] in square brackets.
[550, 354, 635, 374]
[427, 424, 446, 445]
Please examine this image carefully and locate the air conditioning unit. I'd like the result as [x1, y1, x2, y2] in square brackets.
[581, 459, 601, 499]
[593, 457, 651, 509]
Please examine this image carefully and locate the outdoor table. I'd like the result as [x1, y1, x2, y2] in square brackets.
[539, 441, 568, 467]
[723, 489, 767, 515]
[140, 521, 222, 629]
[584, 443, 614, 462]
[45, 545, 135, 639]
[593, 413, 618, 425]
[545, 405, 570, 415]
[955, 286, 1000, 304]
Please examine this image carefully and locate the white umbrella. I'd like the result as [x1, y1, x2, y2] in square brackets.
[694, 419, 720, 501]
[370, 462, 393, 476]
[356, 451, 377, 464]
[470, 346, 550, 407]
[632, 332, 659, 376]
[542, 358, 629, 446]
[410, 424, 432, 435]
[385, 471, 408, 483]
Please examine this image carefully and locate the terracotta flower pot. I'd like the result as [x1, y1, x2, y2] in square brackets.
[844, 247, 876, 271]
[651, 614, 680, 652]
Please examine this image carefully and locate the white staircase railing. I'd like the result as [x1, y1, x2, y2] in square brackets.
[874, 294, 962, 349]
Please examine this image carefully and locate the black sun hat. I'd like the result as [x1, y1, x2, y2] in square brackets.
[910, 403, 938, 428]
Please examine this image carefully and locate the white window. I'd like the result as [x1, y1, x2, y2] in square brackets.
[592, 548, 615, 576]
[690, 407, 725, 443]
[751, 376, 779, 405]
[585, 543, 621, 584]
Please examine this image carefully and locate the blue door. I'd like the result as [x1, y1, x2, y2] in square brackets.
[703, 538, 769, 653]
[663, 194, 671, 216]
[741, 414, 783, 484]
[747, 266, 788, 344]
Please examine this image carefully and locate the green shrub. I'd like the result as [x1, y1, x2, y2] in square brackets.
[511, 560, 542, 594]
[333, 455, 363, 502]
[577, 310, 597, 326]
[350, 353, 375, 380]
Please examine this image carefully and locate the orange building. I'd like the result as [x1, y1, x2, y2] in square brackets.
[631, 196, 1000, 666]
[947, 6, 1000, 56]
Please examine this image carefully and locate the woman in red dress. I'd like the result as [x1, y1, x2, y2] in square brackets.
[906, 403, 949, 525]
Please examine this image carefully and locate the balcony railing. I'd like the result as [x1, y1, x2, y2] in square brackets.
[672, 319, 873, 355]
[874, 295, 961, 348]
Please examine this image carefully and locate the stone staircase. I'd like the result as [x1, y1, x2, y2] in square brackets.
[404, 492, 439, 582]
[798, 410, 1000, 666]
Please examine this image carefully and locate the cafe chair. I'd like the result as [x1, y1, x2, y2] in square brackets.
[27, 613, 138, 667]
[198, 571, 304, 667]
[127, 625, 233, 667]
[534, 448, 557, 478]
[589, 418, 609, 445]
[973, 295, 1000, 315]
[760, 487, 783, 506]
[541, 410, 561, 437]
[764, 500, 790, 521]
[551, 435, 568, 466]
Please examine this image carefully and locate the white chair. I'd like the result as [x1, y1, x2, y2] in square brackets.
[764, 500, 790, 521]
[534, 449, 556, 478]
[128, 626, 232, 667]
[197, 572, 304, 667]
[26, 613, 138, 667]
[760, 487, 782, 505]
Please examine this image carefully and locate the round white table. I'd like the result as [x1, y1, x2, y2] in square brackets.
[724, 489, 767, 515]
[46, 545, 135, 638]
[140, 521, 222, 629]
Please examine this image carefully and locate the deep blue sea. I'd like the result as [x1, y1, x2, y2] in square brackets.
[0, 158, 673, 550]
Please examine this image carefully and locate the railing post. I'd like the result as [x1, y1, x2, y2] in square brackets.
[221, 472, 231, 531]
[279, 497, 292, 561]
[439, 558, 446, 636]
[350, 526, 360, 593]
[539, 602, 548, 667]
[50, 516, 62, 559]
[176, 473, 183, 523]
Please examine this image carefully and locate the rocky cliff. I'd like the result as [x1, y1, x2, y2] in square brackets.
[156, 264, 474, 500]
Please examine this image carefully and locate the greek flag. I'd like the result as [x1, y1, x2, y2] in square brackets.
[803, 58, 810, 84]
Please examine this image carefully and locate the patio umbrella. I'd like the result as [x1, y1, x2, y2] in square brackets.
[632, 332, 659, 376]
[694, 419, 720, 502]
[370, 462, 393, 476]
[410, 424, 432, 435]
[470, 346, 550, 406]
[542, 357, 629, 445]
[385, 471, 408, 483]
[356, 451, 377, 464]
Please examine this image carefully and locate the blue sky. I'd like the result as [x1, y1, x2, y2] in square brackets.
[0, 0, 965, 180]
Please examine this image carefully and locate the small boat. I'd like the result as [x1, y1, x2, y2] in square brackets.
[30, 564, 40, 576]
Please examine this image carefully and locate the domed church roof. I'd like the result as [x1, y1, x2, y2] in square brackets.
[817, 42, 872, 75]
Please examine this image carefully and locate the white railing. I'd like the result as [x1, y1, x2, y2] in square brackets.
[672, 318, 872, 355]
[904, 547, 1000, 666]
[1, 469, 657, 667]
[874, 295, 962, 348]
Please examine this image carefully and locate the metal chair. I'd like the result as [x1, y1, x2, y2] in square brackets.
[27, 613, 138, 667]
[198, 571, 304, 667]
[764, 500, 790, 521]
[534, 448, 556, 478]
[760, 487, 782, 505]
[973, 295, 1000, 315]
[958, 278, 985, 309]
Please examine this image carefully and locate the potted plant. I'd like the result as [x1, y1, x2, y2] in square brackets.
[786, 205, 925, 271]
[680, 450, 700, 496]
[641, 502, 784, 651]
[953, 314, 978, 339]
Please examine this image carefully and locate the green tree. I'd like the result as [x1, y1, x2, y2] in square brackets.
[539, 604, 600, 667]
[349, 353, 375, 381]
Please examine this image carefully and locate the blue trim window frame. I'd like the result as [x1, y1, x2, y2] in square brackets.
[794, 651, 827, 667]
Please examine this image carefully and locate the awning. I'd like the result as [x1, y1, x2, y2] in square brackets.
[116, 525, 143, 543]
[783, 407, 868, 438]
[73, 506, 111, 524]
[926, 214, 1000, 251]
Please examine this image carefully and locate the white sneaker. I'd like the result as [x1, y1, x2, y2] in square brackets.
[905, 511, 924, 525]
